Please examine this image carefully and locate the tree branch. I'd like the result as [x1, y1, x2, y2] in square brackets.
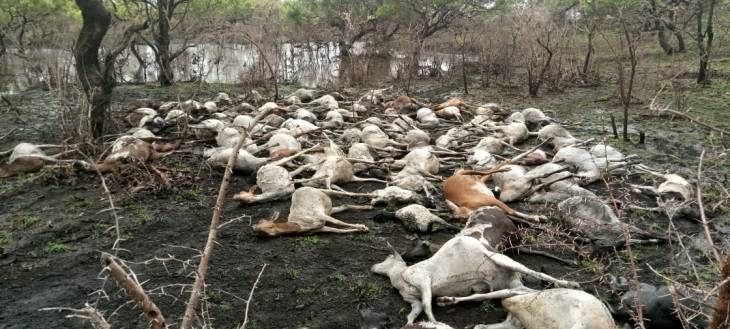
[102, 20, 149, 80]
[697, 150, 722, 265]
[170, 43, 196, 60]
[179, 106, 275, 329]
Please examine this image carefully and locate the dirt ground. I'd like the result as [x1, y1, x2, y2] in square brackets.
[1, 79, 728, 329]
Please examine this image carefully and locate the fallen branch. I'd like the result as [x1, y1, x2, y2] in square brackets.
[0, 127, 16, 142]
[239, 264, 268, 329]
[77, 148, 123, 254]
[180, 107, 274, 329]
[697, 150, 722, 265]
[656, 108, 729, 136]
[39, 304, 111, 329]
[101, 252, 166, 329]
[649, 87, 729, 136]
[602, 167, 645, 329]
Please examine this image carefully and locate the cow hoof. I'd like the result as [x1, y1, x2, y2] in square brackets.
[436, 296, 457, 306]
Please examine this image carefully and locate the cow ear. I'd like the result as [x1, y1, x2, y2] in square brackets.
[386, 241, 404, 262]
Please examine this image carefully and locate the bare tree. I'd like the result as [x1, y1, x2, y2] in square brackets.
[695, 0, 717, 84]
[399, 0, 484, 93]
[137, 0, 195, 86]
[650, 0, 687, 55]
[615, 20, 640, 141]
[527, 32, 555, 97]
[577, 0, 604, 80]
[74, 0, 146, 138]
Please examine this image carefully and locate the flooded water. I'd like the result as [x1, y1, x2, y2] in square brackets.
[0, 42, 453, 93]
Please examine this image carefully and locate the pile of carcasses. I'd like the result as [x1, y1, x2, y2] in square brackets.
[1, 88, 709, 329]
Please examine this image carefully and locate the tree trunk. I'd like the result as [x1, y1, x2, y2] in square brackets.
[405, 40, 422, 96]
[672, 29, 685, 53]
[460, 35, 469, 95]
[157, 0, 174, 86]
[74, 0, 114, 138]
[338, 40, 351, 57]
[696, 0, 716, 84]
[664, 9, 686, 53]
[0, 32, 6, 58]
[657, 26, 675, 54]
[130, 43, 147, 83]
[657, 23, 685, 55]
[622, 24, 638, 142]
[582, 25, 595, 79]
[529, 38, 553, 97]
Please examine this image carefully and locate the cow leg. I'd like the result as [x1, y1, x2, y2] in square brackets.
[323, 215, 368, 231]
[418, 281, 437, 323]
[481, 196, 545, 222]
[474, 314, 521, 329]
[351, 175, 388, 184]
[437, 287, 535, 306]
[482, 249, 580, 288]
[510, 210, 545, 222]
[331, 204, 373, 214]
[406, 301, 423, 325]
[315, 226, 361, 234]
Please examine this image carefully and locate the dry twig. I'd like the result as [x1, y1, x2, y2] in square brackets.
[602, 162, 646, 329]
[239, 264, 268, 329]
[650, 87, 730, 136]
[180, 107, 274, 329]
[39, 304, 111, 329]
[697, 150, 722, 265]
[101, 252, 166, 329]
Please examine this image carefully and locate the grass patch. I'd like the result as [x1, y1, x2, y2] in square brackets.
[14, 214, 41, 230]
[131, 205, 153, 224]
[296, 236, 320, 249]
[286, 267, 301, 280]
[44, 242, 70, 254]
[65, 197, 92, 216]
[0, 231, 12, 245]
[481, 301, 497, 313]
[295, 287, 315, 295]
[350, 280, 384, 300]
[179, 186, 207, 208]
[206, 289, 233, 311]
[331, 272, 346, 281]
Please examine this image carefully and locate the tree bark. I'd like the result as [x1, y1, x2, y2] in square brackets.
[0, 32, 7, 58]
[156, 0, 174, 86]
[582, 23, 595, 79]
[657, 21, 685, 55]
[528, 37, 553, 97]
[338, 40, 351, 57]
[651, 0, 685, 55]
[622, 23, 638, 141]
[696, 0, 716, 84]
[74, 0, 147, 139]
[130, 42, 147, 83]
[74, 0, 113, 138]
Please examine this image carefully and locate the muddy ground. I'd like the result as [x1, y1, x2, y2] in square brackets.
[1, 80, 729, 329]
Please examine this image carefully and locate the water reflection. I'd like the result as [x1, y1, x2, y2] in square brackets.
[1, 42, 453, 93]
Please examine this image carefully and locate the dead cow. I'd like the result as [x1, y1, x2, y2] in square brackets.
[374, 204, 456, 233]
[440, 288, 617, 329]
[80, 136, 172, 173]
[457, 206, 520, 251]
[0, 143, 71, 178]
[443, 169, 545, 222]
[254, 187, 370, 236]
[371, 236, 579, 324]
[557, 196, 661, 250]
